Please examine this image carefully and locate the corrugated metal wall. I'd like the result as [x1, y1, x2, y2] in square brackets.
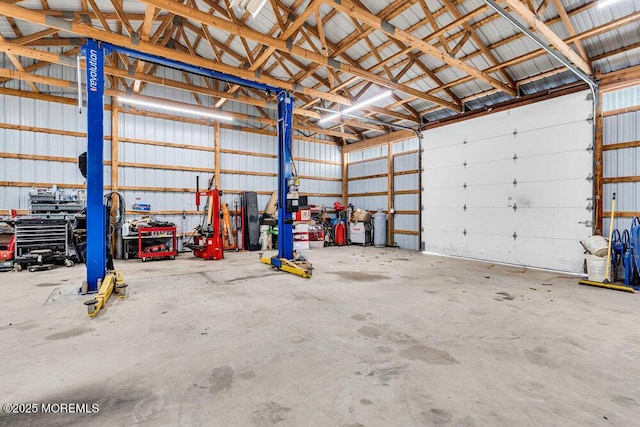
[346, 137, 420, 250]
[0, 94, 110, 212]
[348, 145, 388, 211]
[392, 139, 420, 251]
[118, 110, 214, 234]
[602, 84, 640, 234]
[1, 90, 343, 235]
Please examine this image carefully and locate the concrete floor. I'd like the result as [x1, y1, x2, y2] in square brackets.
[0, 246, 639, 426]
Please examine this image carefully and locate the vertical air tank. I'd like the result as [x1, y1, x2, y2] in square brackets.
[373, 209, 387, 248]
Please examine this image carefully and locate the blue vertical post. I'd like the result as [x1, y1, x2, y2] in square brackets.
[277, 91, 294, 260]
[84, 39, 106, 293]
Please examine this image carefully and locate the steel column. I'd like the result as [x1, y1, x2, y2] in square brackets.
[277, 91, 294, 260]
[83, 39, 106, 293]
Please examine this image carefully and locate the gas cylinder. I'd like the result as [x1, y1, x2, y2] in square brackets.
[334, 221, 346, 246]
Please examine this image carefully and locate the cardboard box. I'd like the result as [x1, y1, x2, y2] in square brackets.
[353, 208, 372, 222]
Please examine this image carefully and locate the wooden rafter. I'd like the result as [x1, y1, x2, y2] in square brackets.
[0, 32, 38, 93]
[132, 5, 159, 92]
[0, 0, 639, 136]
[143, 0, 460, 111]
[325, 0, 515, 97]
[0, 3, 354, 106]
[499, 0, 591, 75]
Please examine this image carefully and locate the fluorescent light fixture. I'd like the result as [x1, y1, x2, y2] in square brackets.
[319, 90, 393, 123]
[598, 0, 622, 7]
[230, 0, 268, 18]
[119, 96, 233, 121]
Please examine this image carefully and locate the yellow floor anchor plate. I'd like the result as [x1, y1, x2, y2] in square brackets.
[260, 255, 313, 278]
[84, 270, 128, 317]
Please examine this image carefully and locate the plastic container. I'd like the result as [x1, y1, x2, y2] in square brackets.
[582, 235, 608, 257]
[585, 254, 609, 282]
[373, 209, 387, 248]
[260, 225, 270, 251]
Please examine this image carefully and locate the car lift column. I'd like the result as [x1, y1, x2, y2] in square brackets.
[277, 91, 294, 260]
[84, 39, 106, 294]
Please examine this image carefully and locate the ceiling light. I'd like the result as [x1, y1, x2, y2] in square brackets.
[319, 90, 393, 123]
[598, 0, 622, 7]
[229, 0, 268, 18]
[119, 96, 233, 121]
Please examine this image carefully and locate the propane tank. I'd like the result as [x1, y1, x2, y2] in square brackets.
[373, 209, 387, 248]
[334, 222, 346, 246]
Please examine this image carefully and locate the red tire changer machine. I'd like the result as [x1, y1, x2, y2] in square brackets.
[187, 177, 224, 261]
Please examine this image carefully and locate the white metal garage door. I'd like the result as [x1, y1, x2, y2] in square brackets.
[422, 91, 594, 272]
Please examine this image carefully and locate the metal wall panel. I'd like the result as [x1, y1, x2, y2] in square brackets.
[348, 158, 387, 178]
[295, 160, 341, 179]
[118, 111, 213, 225]
[1, 94, 342, 230]
[296, 140, 341, 164]
[119, 112, 213, 149]
[0, 94, 102, 211]
[346, 142, 420, 250]
[603, 85, 640, 111]
[393, 151, 419, 250]
[349, 196, 387, 211]
[602, 87, 640, 235]
[603, 111, 640, 145]
[392, 137, 419, 154]
[348, 177, 387, 194]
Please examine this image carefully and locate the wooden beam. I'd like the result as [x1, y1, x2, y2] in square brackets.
[599, 64, 640, 92]
[214, 123, 220, 188]
[603, 212, 640, 218]
[603, 104, 640, 117]
[0, 33, 39, 92]
[0, 2, 351, 107]
[142, 0, 460, 111]
[0, 41, 327, 120]
[603, 176, 640, 184]
[342, 130, 415, 153]
[132, 4, 158, 92]
[498, 0, 591, 75]
[325, 0, 515, 97]
[109, 0, 134, 36]
[387, 141, 394, 246]
[111, 97, 118, 194]
[602, 140, 640, 151]
[550, 0, 589, 63]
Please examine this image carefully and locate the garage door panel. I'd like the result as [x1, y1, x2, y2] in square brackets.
[464, 135, 519, 163]
[512, 181, 591, 207]
[422, 91, 593, 273]
[514, 151, 592, 182]
[515, 123, 592, 157]
[465, 161, 517, 185]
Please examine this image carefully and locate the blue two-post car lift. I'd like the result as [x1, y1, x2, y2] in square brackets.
[81, 39, 312, 316]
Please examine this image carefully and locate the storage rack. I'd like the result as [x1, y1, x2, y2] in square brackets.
[137, 226, 177, 262]
[29, 191, 84, 219]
